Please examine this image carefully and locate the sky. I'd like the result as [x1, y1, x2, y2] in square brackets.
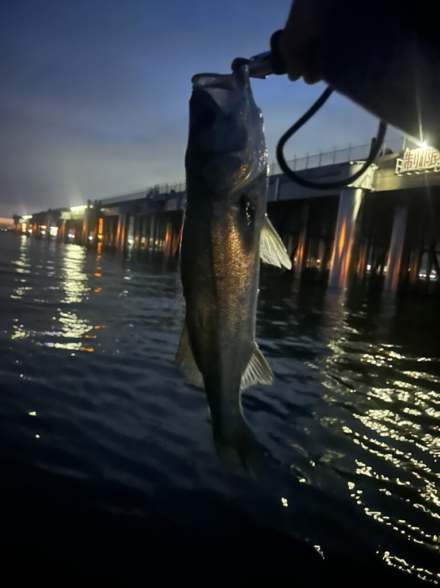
[1, 0, 393, 219]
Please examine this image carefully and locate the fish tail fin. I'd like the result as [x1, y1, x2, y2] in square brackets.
[214, 419, 266, 477]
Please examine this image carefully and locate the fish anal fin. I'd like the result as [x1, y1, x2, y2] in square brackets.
[176, 321, 204, 387]
[241, 344, 273, 391]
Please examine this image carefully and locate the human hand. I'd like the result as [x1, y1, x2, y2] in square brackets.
[279, 0, 325, 84]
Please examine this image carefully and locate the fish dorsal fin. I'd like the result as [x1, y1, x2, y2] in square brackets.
[260, 215, 292, 269]
[241, 344, 273, 391]
[176, 321, 204, 387]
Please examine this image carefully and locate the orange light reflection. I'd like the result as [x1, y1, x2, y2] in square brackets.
[80, 346, 94, 353]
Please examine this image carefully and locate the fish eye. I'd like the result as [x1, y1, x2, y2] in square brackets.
[239, 195, 255, 226]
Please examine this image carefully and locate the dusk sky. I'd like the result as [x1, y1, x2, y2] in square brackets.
[1, 0, 395, 219]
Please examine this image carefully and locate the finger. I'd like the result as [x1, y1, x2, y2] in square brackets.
[280, 0, 323, 83]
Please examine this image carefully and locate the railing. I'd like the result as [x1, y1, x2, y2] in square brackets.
[270, 136, 403, 176]
[103, 190, 148, 205]
[102, 182, 187, 206]
[101, 137, 404, 207]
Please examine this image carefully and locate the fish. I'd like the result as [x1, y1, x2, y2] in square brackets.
[177, 65, 291, 468]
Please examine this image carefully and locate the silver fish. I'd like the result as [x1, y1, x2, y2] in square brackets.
[177, 66, 291, 467]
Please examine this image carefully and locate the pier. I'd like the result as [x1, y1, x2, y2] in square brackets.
[14, 140, 440, 294]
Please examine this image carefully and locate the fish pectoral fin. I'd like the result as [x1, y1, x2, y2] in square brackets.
[176, 322, 204, 387]
[241, 344, 273, 391]
[260, 215, 292, 270]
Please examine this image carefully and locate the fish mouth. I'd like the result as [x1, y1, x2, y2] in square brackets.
[191, 66, 250, 111]
[187, 64, 259, 173]
[192, 65, 249, 92]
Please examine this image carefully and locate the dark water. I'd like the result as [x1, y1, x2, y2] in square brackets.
[0, 232, 439, 585]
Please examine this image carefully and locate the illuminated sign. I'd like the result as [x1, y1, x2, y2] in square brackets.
[396, 147, 440, 174]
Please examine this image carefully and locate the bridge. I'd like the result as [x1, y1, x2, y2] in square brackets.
[14, 137, 440, 294]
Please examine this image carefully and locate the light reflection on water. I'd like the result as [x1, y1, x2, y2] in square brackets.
[0, 233, 439, 583]
[9, 239, 111, 355]
[312, 293, 440, 583]
[61, 244, 90, 305]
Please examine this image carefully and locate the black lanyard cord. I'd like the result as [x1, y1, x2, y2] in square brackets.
[275, 87, 388, 191]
